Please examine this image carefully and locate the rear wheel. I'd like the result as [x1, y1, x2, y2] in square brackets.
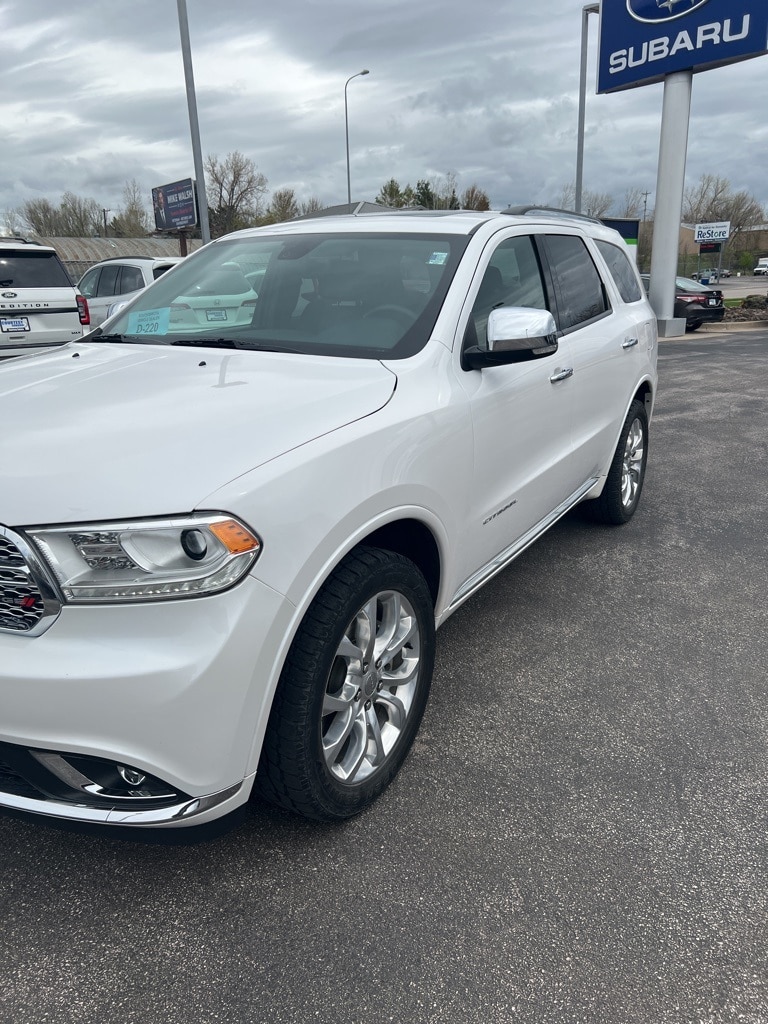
[587, 399, 649, 525]
[256, 546, 435, 820]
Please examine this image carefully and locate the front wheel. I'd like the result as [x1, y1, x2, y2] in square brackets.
[586, 399, 649, 525]
[255, 546, 435, 820]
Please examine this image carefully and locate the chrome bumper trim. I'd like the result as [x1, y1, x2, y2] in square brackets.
[0, 780, 246, 827]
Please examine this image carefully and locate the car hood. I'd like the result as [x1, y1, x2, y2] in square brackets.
[0, 342, 397, 524]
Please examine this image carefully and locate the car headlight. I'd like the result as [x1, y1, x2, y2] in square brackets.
[27, 513, 261, 603]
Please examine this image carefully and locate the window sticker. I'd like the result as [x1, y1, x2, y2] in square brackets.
[127, 307, 170, 336]
[428, 252, 448, 266]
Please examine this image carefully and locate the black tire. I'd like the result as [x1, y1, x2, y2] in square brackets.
[686, 321, 702, 332]
[255, 546, 435, 821]
[586, 399, 649, 526]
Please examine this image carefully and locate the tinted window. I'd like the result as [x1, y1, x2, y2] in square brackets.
[119, 267, 144, 293]
[544, 234, 608, 331]
[469, 235, 548, 349]
[96, 265, 120, 297]
[153, 264, 176, 280]
[0, 251, 72, 288]
[595, 240, 642, 303]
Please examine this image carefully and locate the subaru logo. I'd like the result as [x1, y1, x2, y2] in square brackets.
[627, 0, 710, 23]
[2, 292, 17, 299]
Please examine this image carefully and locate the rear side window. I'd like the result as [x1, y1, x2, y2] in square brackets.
[97, 265, 120, 297]
[543, 234, 609, 331]
[595, 240, 643, 303]
[119, 267, 144, 293]
[0, 251, 72, 288]
[153, 264, 175, 280]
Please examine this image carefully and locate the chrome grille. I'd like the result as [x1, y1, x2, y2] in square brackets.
[0, 527, 60, 635]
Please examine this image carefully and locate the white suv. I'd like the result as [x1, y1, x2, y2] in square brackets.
[0, 209, 657, 831]
[77, 256, 184, 329]
[0, 237, 89, 357]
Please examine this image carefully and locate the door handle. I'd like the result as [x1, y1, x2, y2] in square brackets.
[549, 367, 574, 383]
[622, 336, 639, 349]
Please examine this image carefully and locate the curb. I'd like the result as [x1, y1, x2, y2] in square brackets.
[701, 320, 768, 332]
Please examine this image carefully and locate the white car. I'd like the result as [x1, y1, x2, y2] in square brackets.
[77, 256, 184, 329]
[0, 209, 657, 832]
[0, 237, 89, 357]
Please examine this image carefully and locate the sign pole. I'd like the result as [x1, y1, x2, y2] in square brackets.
[648, 70, 692, 337]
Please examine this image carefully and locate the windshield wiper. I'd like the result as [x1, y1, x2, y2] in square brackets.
[170, 337, 238, 349]
[169, 338, 300, 353]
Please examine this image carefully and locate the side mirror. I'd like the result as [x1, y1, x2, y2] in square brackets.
[462, 307, 558, 370]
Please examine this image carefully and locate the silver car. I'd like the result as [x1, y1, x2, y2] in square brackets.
[77, 256, 184, 328]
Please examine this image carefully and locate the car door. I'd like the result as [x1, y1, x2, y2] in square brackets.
[87, 264, 121, 327]
[455, 233, 583, 585]
[540, 233, 651, 481]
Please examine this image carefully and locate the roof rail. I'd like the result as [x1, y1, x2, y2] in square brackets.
[501, 205, 602, 224]
[0, 235, 41, 245]
[91, 255, 172, 264]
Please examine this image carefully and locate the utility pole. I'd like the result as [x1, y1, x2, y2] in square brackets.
[177, 0, 211, 244]
[641, 190, 651, 221]
[102, 209, 111, 237]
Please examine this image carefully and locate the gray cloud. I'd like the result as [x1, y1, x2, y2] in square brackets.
[1, 0, 765, 220]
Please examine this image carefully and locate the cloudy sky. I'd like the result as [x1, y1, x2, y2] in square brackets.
[1, 0, 766, 223]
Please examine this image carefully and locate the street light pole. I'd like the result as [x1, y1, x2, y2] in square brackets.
[575, 3, 600, 214]
[177, 0, 211, 244]
[345, 69, 370, 205]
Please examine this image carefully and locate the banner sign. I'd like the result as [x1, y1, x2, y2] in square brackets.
[694, 221, 731, 242]
[598, 1, 768, 93]
[601, 217, 640, 245]
[152, 178, 198, 232]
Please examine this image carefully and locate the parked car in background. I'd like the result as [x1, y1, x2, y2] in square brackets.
[641, 274, 724, 331]
[0, 237, 89, 357]
[0, 208, 658, 833]
[77, 256, 184, 328]
[691, 268, 730, 281]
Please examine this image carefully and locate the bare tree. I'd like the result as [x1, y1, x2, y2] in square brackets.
[110, 180, 151, 237]
[555, 182, 618, 218]
[264, 188, 300, 225]
[683, 173, 764, 228]
[582, 190, 614, 218]
[617, 187, 644, 219]
[21, 192, 102, 236]
[1, 207, 27, 236]
[460, 184, 491, 211]
[684, 173, 766, 265]
[300, 196, 324, 217]
[205, 151, 268, 237]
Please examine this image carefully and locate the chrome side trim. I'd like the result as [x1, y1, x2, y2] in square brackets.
[0, 780, 247, 827]
[446, 477, 599, 615]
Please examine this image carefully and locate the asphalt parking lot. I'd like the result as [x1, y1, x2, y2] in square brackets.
[2, 327, 767, 1024]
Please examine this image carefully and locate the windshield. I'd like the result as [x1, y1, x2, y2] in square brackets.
[99, 231, 467, 359]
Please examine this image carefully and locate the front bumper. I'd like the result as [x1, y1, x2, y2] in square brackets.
[0, 574, 294, 827]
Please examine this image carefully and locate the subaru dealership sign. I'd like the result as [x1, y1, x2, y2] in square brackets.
[598, 0, 768, 93]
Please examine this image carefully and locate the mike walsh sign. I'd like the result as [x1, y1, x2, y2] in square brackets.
[598, 0, 768, 93]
